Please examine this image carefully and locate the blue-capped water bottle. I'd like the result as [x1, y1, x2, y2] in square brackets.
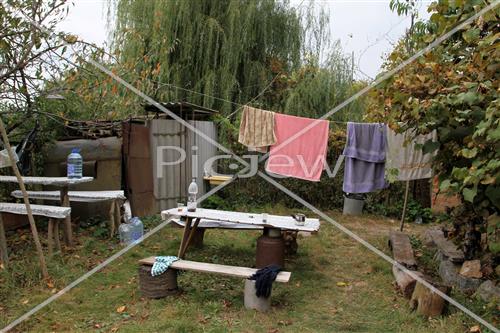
[67, 148, 83, 178]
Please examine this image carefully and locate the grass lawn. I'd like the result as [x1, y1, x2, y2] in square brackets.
[0, 206, 497, 332]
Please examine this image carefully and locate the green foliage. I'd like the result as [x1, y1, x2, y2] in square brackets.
[200, 194, 231, 210]
[405, 201, 433, 223]
[367, 1, 499, 249]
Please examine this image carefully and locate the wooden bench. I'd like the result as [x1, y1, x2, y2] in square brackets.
[11, 190, 126, 237]
[138, 257, 291, 312]
[0, 203, 71, 264]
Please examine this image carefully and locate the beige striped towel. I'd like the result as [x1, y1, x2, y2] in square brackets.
[238, 105, 276, 152]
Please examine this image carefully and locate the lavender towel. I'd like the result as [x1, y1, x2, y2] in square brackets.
[343, 122, 387, 193]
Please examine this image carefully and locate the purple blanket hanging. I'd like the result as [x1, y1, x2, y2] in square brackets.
[343, 122, 387, 193]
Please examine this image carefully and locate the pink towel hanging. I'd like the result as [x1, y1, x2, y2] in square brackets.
[266, 113, 329, 181]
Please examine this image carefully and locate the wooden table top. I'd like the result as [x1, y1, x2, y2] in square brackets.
[0, 176, 94, 186]
[162, 207, 320, 233]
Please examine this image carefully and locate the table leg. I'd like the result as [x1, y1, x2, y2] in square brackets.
[114, 200, 122, 232]
[60, 186, 73, 246]
[109, 200, 116, 238]
[54, 220, 61, 253]
[0, 214, 8, 266]
[177, 217, 193, 258]
[180, 218, 201, 257]
[47, 218, 54, 257]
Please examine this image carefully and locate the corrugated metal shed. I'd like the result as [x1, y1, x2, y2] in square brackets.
[148, 119, 217, 211]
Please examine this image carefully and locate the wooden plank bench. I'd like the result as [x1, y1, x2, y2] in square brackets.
[0, 203, 71, 264]
[138, 257, 291, 312]
[11, 190, 126, 237]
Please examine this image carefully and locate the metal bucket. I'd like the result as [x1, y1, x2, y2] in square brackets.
[343, 196, 364, 215]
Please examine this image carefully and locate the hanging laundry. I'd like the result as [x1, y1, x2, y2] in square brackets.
[386, 127, 437, 181]
[266, 113, 329, 181]
[238, 105, 276, 152]
[343, 122, 387, 193]
[0, 146, 18, 169]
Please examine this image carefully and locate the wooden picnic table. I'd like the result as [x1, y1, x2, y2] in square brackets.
[0, 176, 93, 246]
[162, 207, 320, 258]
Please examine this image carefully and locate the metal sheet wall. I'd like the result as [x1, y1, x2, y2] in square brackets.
[148, 119, 217, 212]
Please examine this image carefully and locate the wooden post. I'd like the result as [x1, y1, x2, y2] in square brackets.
[53, 220, 61, 253]
[47, 218, 54, 257]
[410, 280, 450, 317]
[109, 200, 116, 237]
[114, 200, 121, 232]
[0, 214, 8, 266]
[59, 187, 73, 246]
[0, 117, 49, 279]
[178, 217, 193, 258]
[180, 218, 201, 257]
[392, 265, 424, 299]
[400, 180, 410, 231]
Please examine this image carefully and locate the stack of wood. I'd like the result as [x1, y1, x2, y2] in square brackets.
[389, 230, 451, 317]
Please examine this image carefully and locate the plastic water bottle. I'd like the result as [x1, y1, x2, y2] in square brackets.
[67, 148, 83, 178]
[119, 223, 133, 245]
[187, 178, 198, 212]
[130, 217, 143, 243]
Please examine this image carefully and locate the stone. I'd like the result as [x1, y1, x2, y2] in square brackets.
[424, 228, 464, 263]
[469, 325, 481, 333]
[474, 280, 500, 303]
[439, 259, 482, 293]
[460, 260, 483, 279]
[496, 265, 500, 277]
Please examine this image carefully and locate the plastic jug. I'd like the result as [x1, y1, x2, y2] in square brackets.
[67, 148, 83, 178]
[119, 223, 133, 245]
[130, 217, 144, 243]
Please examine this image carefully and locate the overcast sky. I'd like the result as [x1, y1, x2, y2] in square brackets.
[58, 0, 431, 80]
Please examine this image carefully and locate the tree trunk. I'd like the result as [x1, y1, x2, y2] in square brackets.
[392, 265, 424, 299]
[410, 280, 450, 317]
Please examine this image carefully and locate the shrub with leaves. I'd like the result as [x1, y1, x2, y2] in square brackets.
[367, 1, 499, 254]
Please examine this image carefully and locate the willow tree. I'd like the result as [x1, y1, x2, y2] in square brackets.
[107, 0, 336, 115]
